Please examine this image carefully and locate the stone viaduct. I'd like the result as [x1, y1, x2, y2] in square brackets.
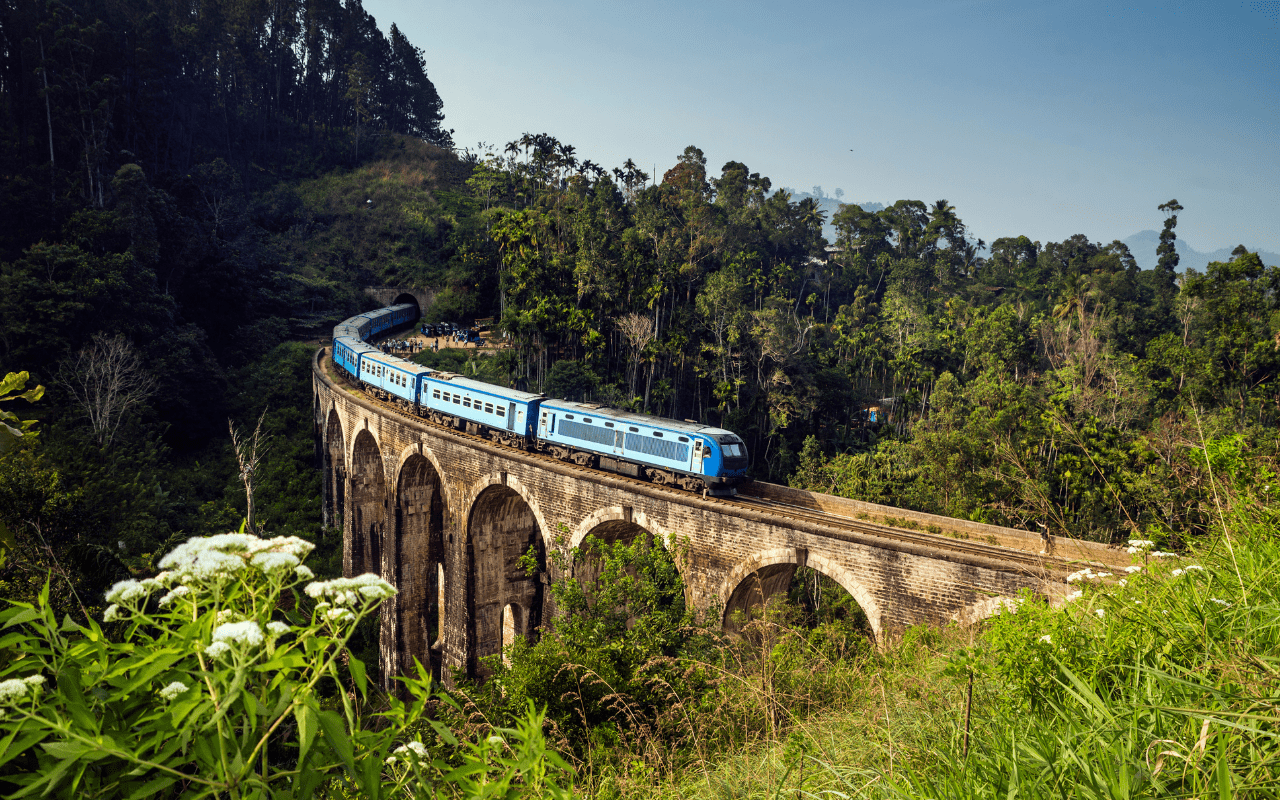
[312, 348, 1128, 686]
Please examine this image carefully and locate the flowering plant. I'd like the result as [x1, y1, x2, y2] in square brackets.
[0, 530, 572, 798]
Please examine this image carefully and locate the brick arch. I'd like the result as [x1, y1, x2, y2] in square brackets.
[463, 478, 549, 675]
[347, 428, 387, 579]
[323, 407, 348, 530]
[461, 473, 553, 552]
[570, 506, 662, 550]
[383, 446, 449, 686]
[720, 548, 884, 642]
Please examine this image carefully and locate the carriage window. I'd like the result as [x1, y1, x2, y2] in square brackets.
[678, 436, 689, 442]
[484, 403, 493, 414]
[433, 390, 440, 399]
[629, 426, 639, 432]
[605, 422, 614, 428]
[497, 406, 505, 416]
[464, 397, 472, 408]
[583, 418, 592, 424]
[452, 395, 461, 404]
[653, 431, 663, 437]
[565, 414, 574, 420]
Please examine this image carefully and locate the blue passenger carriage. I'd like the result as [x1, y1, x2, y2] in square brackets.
[357, 350, 434, 412]
[332, 336, 379, 380]
[535, 401, 749, 494]
[420, 373, 542, 446]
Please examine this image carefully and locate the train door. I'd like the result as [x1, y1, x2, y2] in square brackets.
[508, 403, 517, 431]
[692, 439, 706, 473]
[539, 410, 547, 437]
[613, 430, 624, 456]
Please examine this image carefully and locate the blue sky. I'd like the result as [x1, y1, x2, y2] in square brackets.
[365, 0, 1279, 253]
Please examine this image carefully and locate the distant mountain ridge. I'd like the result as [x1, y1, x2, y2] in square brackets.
[1119, 230, 1279, 273]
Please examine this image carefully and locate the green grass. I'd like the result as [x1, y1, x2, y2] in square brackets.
[604, 500, 1279, 800]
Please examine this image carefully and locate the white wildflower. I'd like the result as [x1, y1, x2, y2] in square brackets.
[1210, 598, 1231, 607]
[158, 681, 188, 701]
[1038, 634, 1052, 644]
[1124, 565, 1142, 574]
[251, 551, 300, 573]
[1095, 608, 1105, 618]
[103, 604, 124, 622]
[1185, 565, 1205, 573]
[0, 678, 37, 703]
[266, 621, 290, 638]
[294, 565, 314, 580]
[205, 641, 232, 659]
[385, 756, 397, 765]
[23, 675, 44, 688]
[1065, 590, 1084, 602]
[393, 741, 428, 758]
[325, 607, 355, 624]
[216, 609, 235, 624]
[1149, 551, 1176, 559]
[157, 533, 315, 584]
[1095, 572, 1112, 578]
[212, 620, 265, 647]
[158, 585, 191, 607]
[1127, 539, 1155, 551]
[105, 579, 154, 604]
[1171, 568, 1184, 577]
[305, 574, 396, 605]
[1118, 579, 1128, 587]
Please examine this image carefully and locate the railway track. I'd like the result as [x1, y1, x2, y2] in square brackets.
[320, 349, 1088, 578]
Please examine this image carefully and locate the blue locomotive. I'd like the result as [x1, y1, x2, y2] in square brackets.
[330, 304, 749, 494]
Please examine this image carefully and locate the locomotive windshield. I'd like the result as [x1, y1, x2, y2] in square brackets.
[713, 434, 748, 459]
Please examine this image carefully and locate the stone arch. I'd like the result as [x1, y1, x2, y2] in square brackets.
[382, 448, 448, 684]
[464, 481, 546, 675]
[461, 473, 553, 552]
[569, 506, 680, 598]
[721, 549, 883, 642]
[323, 408, 347, 531]
[347, 428, 387, 579]
[569, 506, 662, 550]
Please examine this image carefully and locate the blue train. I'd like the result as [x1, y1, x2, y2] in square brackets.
[331, 304, 750, 494]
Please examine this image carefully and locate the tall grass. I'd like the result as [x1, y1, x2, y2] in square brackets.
[806, 502, 1280, 800]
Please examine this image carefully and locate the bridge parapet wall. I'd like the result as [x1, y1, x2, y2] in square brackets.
[743, 481, 1129, 570]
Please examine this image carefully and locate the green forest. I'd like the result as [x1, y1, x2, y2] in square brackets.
[1, 0, 1278, 797]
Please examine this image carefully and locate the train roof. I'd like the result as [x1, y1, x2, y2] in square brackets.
[334, 336, 379, 353]
[361, 351, 435, 375]
[425, 372, 543, 403]
[540, 399, 739, 438]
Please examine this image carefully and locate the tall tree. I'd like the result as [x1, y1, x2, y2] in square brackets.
[1155, 198, 1183, 300]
